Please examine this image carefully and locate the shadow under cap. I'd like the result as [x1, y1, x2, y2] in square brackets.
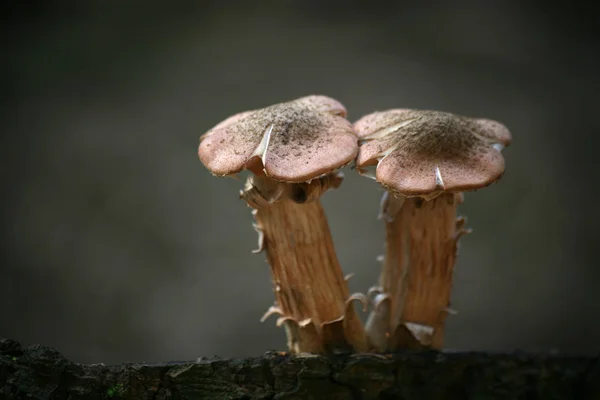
[198, 95, 357, 183]
[354, 109, 512, 197]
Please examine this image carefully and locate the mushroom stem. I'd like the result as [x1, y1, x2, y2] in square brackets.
[242, 173, 367, 354]
[368, 192, 466, 350]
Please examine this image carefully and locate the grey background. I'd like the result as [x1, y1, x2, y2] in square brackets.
[2, 1, 599, 364]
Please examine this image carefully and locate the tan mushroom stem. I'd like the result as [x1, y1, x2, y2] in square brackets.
[242, 172, 367, 354]
[371, 191, 469, 350]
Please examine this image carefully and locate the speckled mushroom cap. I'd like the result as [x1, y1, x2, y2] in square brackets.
[354, 109, 511, 197]
[198, 95, 357, 183]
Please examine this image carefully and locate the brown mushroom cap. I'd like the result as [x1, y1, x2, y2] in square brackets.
[198, 95, 357, 182]
[354, 109, 511, 197]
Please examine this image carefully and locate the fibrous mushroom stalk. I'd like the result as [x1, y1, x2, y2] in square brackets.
[242, 172, 367, 354]
[366, 191, 470, 351]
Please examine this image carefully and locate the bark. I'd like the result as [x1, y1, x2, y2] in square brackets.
[1, 338, 599, 399]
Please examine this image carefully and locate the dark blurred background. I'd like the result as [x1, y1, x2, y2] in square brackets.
[2, 1, 599, 364]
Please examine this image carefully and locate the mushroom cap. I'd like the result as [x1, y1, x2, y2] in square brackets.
[198, 95, 357, 182]
[354, 109, 511, 197]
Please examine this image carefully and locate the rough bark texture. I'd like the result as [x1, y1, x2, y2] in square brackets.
[2, 338, 599, 399]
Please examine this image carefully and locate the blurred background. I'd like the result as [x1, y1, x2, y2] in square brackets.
[2, 1, 599, 364]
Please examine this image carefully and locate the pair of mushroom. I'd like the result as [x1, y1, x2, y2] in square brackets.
[198, 95, 511, 354]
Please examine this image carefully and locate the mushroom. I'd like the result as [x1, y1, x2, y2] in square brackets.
[353, 109, 511, 351]
[198, 95, 367, 354]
